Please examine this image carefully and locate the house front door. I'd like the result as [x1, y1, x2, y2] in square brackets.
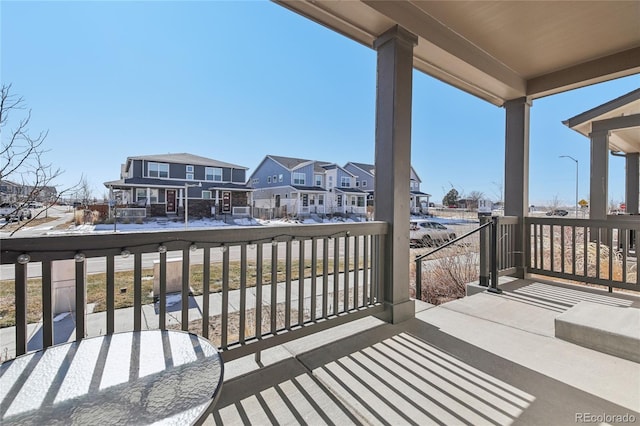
[166, 190, 177, 213]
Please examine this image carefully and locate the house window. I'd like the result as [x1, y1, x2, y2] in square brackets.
[302, 194, 308, 207]
[278, 174, 283, 182]
[309, 195, 315, 205]
[357, 196, 365, 207]
[355, 180, 360, 187]
[205, 167, 223, 182]
[315, 174, 322, 186]
[267, 176, 272, 183]
[148, 162, 169, 178]
[202, 191, 212, 199]
[337, 195, 343, 207]
[186, 165, 194, 180]
[351, 196, 356, 206]
[273, 175, 277, 183]
[362, 181, 367, 187]
[318, 195, 324, 205]
[252, 178, 259, 185]
[136, 188, 158, 204]
[293, 172, 306, 185]
[340, 177, 350, 187]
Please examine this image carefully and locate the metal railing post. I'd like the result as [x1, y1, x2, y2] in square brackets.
[479, 215, 491, 286]
[488, 216, 503, 294]
[415, 259, 422, 300]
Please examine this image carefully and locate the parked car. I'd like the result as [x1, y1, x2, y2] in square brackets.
[410, 219, 457, 248]
[0, 203, 32, 222]
[546, 209, 569, 216]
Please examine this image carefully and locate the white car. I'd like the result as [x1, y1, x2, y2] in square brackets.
[410, 219, 456, 247]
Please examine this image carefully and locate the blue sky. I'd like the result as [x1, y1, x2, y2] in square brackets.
[2, 1, 638, 207]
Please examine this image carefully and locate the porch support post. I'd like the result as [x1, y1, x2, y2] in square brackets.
[589, 130, 609, 220]
[504, 97, 531, 278]
[626, 153, 639, 215]
[373, 25, 417, 324]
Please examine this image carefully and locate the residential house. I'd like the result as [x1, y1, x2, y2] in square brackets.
[104, 153, 251, 218]
[0, 180, 57, 204]
[249, 155, 367, 218]
[344, 162, 431, 214]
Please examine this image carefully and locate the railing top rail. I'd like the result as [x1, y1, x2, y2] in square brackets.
[414, 220, 492, 262]
[525, 216, 640, 229]
[0, 221, 388, 264]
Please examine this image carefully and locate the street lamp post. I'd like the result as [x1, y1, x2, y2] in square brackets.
[184, 182, 202, 228]
[560, 155, 579, 218]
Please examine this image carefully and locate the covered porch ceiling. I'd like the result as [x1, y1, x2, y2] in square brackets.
[275, 0, 640, 106]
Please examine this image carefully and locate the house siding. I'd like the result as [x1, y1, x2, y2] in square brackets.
[252, 158, 291, 188]
[232, 169, 245, 183]
[292, 164, 314, 186]
[344, 163, 374, 190]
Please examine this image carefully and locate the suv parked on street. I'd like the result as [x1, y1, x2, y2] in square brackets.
[410, 219, 457, 248]
[546, 209, 569, 216]
[0, 203, 33, 222]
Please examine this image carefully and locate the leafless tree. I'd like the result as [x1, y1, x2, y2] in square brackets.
[1, 84, 78, 233]
[467, 190, 485, 210]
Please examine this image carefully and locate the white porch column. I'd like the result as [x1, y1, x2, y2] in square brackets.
[504, 97, 531, 278]
[589, 130, 609, 220]
[373, 25, 417, 324]
[626, 153, 639, 215]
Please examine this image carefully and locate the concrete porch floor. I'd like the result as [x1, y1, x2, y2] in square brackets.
[207, 278, 640, 425]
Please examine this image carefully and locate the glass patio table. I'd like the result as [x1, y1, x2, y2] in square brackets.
[0, 330, 223, 425]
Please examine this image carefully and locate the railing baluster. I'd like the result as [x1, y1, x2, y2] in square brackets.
[15, 262, 27, 356]
[311, 238, 317, 321]
[559, 225, 565, 274]
[322, 237, 329, 318]
[285, 240, 292, 329]
[159, 250, 167, 330]
[240, 244, 247, 344]
[363, 235, 369, 306]
[333, 236, 339, 315]
[182, 248, 190, 331]
[353, 235, 359, 308]
[221, 246, 230, 349]
[270, 241, 278, 333]
[42, 261, 53, 348]
[134, 253, 142, 331]
[343, 235, 350, 311]
[571, 225, 576, 275]
[596, 227, 601, 279]
[549, 224, 555, 272]
[106, 255, 115, 335]
[583, 225, 588, 277]
[255, 243, 263, 338]
[621, 229, 627, 284]
[202, 247, 210, 339]
[298, 238, 305, 326]
[75, 259, 86, 341]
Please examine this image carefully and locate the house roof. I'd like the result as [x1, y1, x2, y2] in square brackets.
[335, 187, 367, 194]
[411, 190, 431, 196]
[268, 155, 313, 170]
[346, 162, 375, 177]
[127, 153, 248, 170]
[291, 185, 328, 193]
[275, 1, 640, 107]
[563, 88, 640, 154]
[104, 177, 250, 191]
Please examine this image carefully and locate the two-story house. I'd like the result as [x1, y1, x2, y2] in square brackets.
[104, 153, 251, 218]
[344, 161, 431, 215]
[249, 155, 367, 218]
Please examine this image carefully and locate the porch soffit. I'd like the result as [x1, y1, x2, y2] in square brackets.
[274, 0, 640, 106]
[564, 89, 640, 154]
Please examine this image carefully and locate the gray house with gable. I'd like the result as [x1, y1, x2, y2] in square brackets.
[104, 153, 252, 218]
[249, 155, 367, 218]
[344, 161, 431, 214]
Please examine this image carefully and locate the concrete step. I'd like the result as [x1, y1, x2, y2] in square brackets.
[555, 301, 640, 363]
